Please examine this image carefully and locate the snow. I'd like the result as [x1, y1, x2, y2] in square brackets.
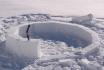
[71, 14, 93, 24]
[79, 58, 90, 64]
[1, 0, 104, 17]
[21, 15, 103, 70]
[0, 13, 104, 70]
[0, 0, 104, 70]
[5, 20, 100, 59]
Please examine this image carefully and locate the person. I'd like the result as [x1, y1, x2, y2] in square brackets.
[26, 24, 30, 40]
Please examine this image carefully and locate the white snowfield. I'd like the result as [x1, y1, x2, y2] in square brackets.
[0, 0, 104, 69]
[5, 20, 100, 59]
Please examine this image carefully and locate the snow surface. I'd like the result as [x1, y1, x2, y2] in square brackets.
[1, 0, 104, 17]
[5, 19, 99, 59]
[1, 0, 104, 70]
[0, 13, 104, 70]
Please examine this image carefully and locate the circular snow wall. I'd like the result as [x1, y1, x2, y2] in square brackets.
[6, 21, 100, 58]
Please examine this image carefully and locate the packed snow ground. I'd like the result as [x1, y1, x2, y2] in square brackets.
[0, 14, 104, 70]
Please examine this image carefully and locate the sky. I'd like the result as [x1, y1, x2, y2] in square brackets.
[0, 0, 104, 17]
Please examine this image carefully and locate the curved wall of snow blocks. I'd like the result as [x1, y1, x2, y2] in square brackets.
[6, 21, 100, 58]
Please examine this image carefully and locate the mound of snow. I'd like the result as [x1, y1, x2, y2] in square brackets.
[71, 14, 95, 26]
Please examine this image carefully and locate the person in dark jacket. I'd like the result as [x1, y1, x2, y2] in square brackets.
[26, 24, 30, 40]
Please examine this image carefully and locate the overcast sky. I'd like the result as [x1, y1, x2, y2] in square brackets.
[0, 0, 104, 17]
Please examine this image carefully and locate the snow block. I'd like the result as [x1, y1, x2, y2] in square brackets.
[5, 20, 100, 58]
[6, 27, 41, 58]
[71, 14, 93, 24]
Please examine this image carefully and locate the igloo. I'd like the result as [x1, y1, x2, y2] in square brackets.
[5, 21, 100, 58]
